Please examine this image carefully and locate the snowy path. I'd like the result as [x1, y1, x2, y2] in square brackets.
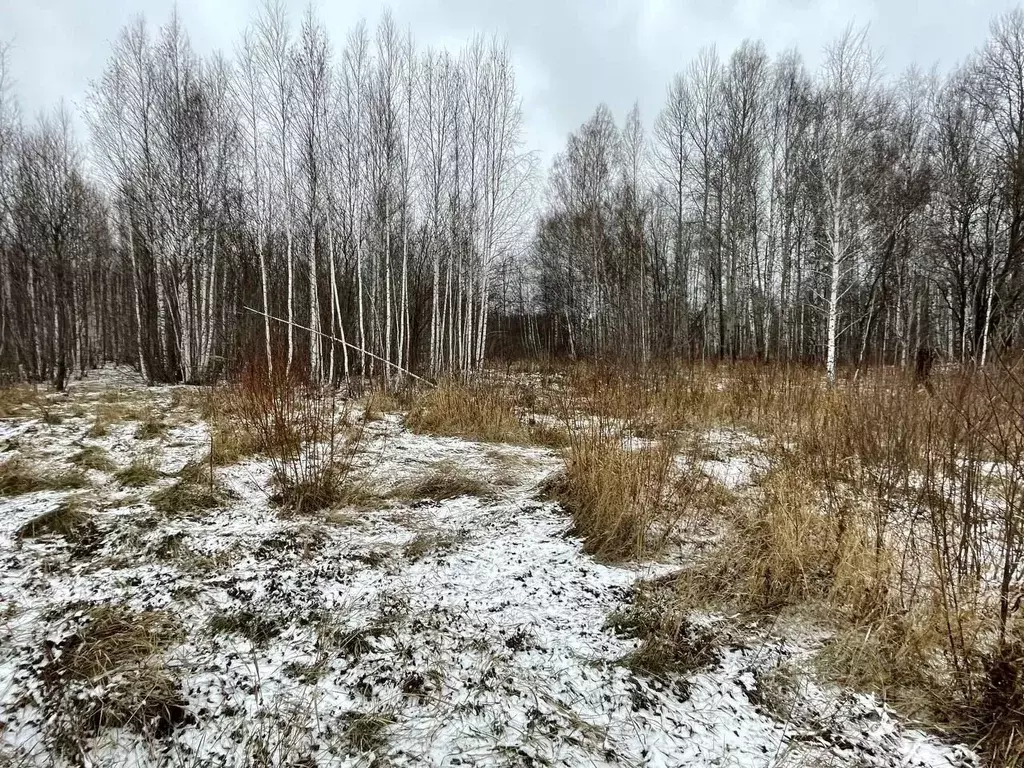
[0, 370, 979, 767]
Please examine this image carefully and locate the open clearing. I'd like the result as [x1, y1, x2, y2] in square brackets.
[0, 367, 981, 767]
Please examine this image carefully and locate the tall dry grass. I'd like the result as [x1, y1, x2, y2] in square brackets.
[40, 605, 187, 757]
[406, 378, 569, 446]
[519, 358, 1024, 762]
[549, 424, 676, 560]
[648, 362, 1024, 761]
[407, 381, 528, 443]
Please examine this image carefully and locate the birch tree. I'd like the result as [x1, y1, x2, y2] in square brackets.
[254, 0, 296, 374]
[816, 26, 879, 383]
[294, 6, 331, 380]
[338, 21, 370, 377]
[653, 75, 691, 353]
[235, 27, 275, 373]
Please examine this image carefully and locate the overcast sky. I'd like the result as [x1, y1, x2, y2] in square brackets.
[2, 0, 1020, 165]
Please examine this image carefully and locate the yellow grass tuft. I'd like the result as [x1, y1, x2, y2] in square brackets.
[550, 427, 676, 560]
[407, 382, 528, 443]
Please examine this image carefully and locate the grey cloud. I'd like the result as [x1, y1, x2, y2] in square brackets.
[1, 0, 1020, 165]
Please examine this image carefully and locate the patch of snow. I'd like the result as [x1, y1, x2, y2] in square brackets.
[0, 383, 979, 767]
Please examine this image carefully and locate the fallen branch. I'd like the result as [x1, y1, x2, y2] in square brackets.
[243, 306, 436, 387]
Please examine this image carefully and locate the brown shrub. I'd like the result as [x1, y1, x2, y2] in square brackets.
[234, 362, 364, 514]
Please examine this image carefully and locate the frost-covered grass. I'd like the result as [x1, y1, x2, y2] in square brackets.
[114, 458, 161, 487]
[389, 461, 496, 502]
[0, 459, 87, 496]
[0, 365, 982, 767]
[15, 500, 96, 543]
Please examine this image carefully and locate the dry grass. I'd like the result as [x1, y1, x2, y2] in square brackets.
[98, 389, 141, 405]
[607, 579, 718, 679]
[16, 501, 97, 543]
[548, 426, 676, 560]
[688, 455, 883, 613]
[94, 399, 149, 426]
[527, 421, 571, 448]
[42, 604, 187, 746]
[815, 615, 941, 717]
[208, 610, 283, 648]
[406, 380, 573, 448]
[180, 387, 260, 466]
[51, 604, 182, 680]
[485, 447, 542, 488]
[70, 445, 116, 472]
[150, 476, 227, 516]
[362, 388, 404, 422]
[114, 459, 161, 487]
[37, 401, 64, 425]
[551, 360, 841, 441]
[148, 531, 234, 570]
[0, 460, 87, 496]
[402, 531, 465, 561]
[343, 711, 394, 754]
[390, 463, 495, 502]
[316, 615, 395, 659]
[86, 417, 109, 438]
[324, 483, 388, 514]
[134, 415, 168, 440]
[0, 384, 42, 417]
[208, 425, 258, 466]
[268, 467, 364, 515]
[407, 381, 529, 443]
[655, 384, 911, 622]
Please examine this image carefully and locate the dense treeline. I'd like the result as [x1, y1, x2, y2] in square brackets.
[3, 6, 1024, 386]
[531, 15, 1024, 377]
[0, 3, 531, 387]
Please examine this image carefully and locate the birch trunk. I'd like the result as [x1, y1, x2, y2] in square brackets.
[328, 223, 350, 379]
[127, 218, 149, 383]
[826, 171, 842, 385]
[285, 225, 294, 376]
[308, 229, 321, 380]
[258, 228, 273, 375]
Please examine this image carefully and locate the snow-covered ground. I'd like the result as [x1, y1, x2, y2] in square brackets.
[0, 367, 979, 767]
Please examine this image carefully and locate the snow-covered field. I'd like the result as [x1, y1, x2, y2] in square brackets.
[0, 368, 979, 767]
